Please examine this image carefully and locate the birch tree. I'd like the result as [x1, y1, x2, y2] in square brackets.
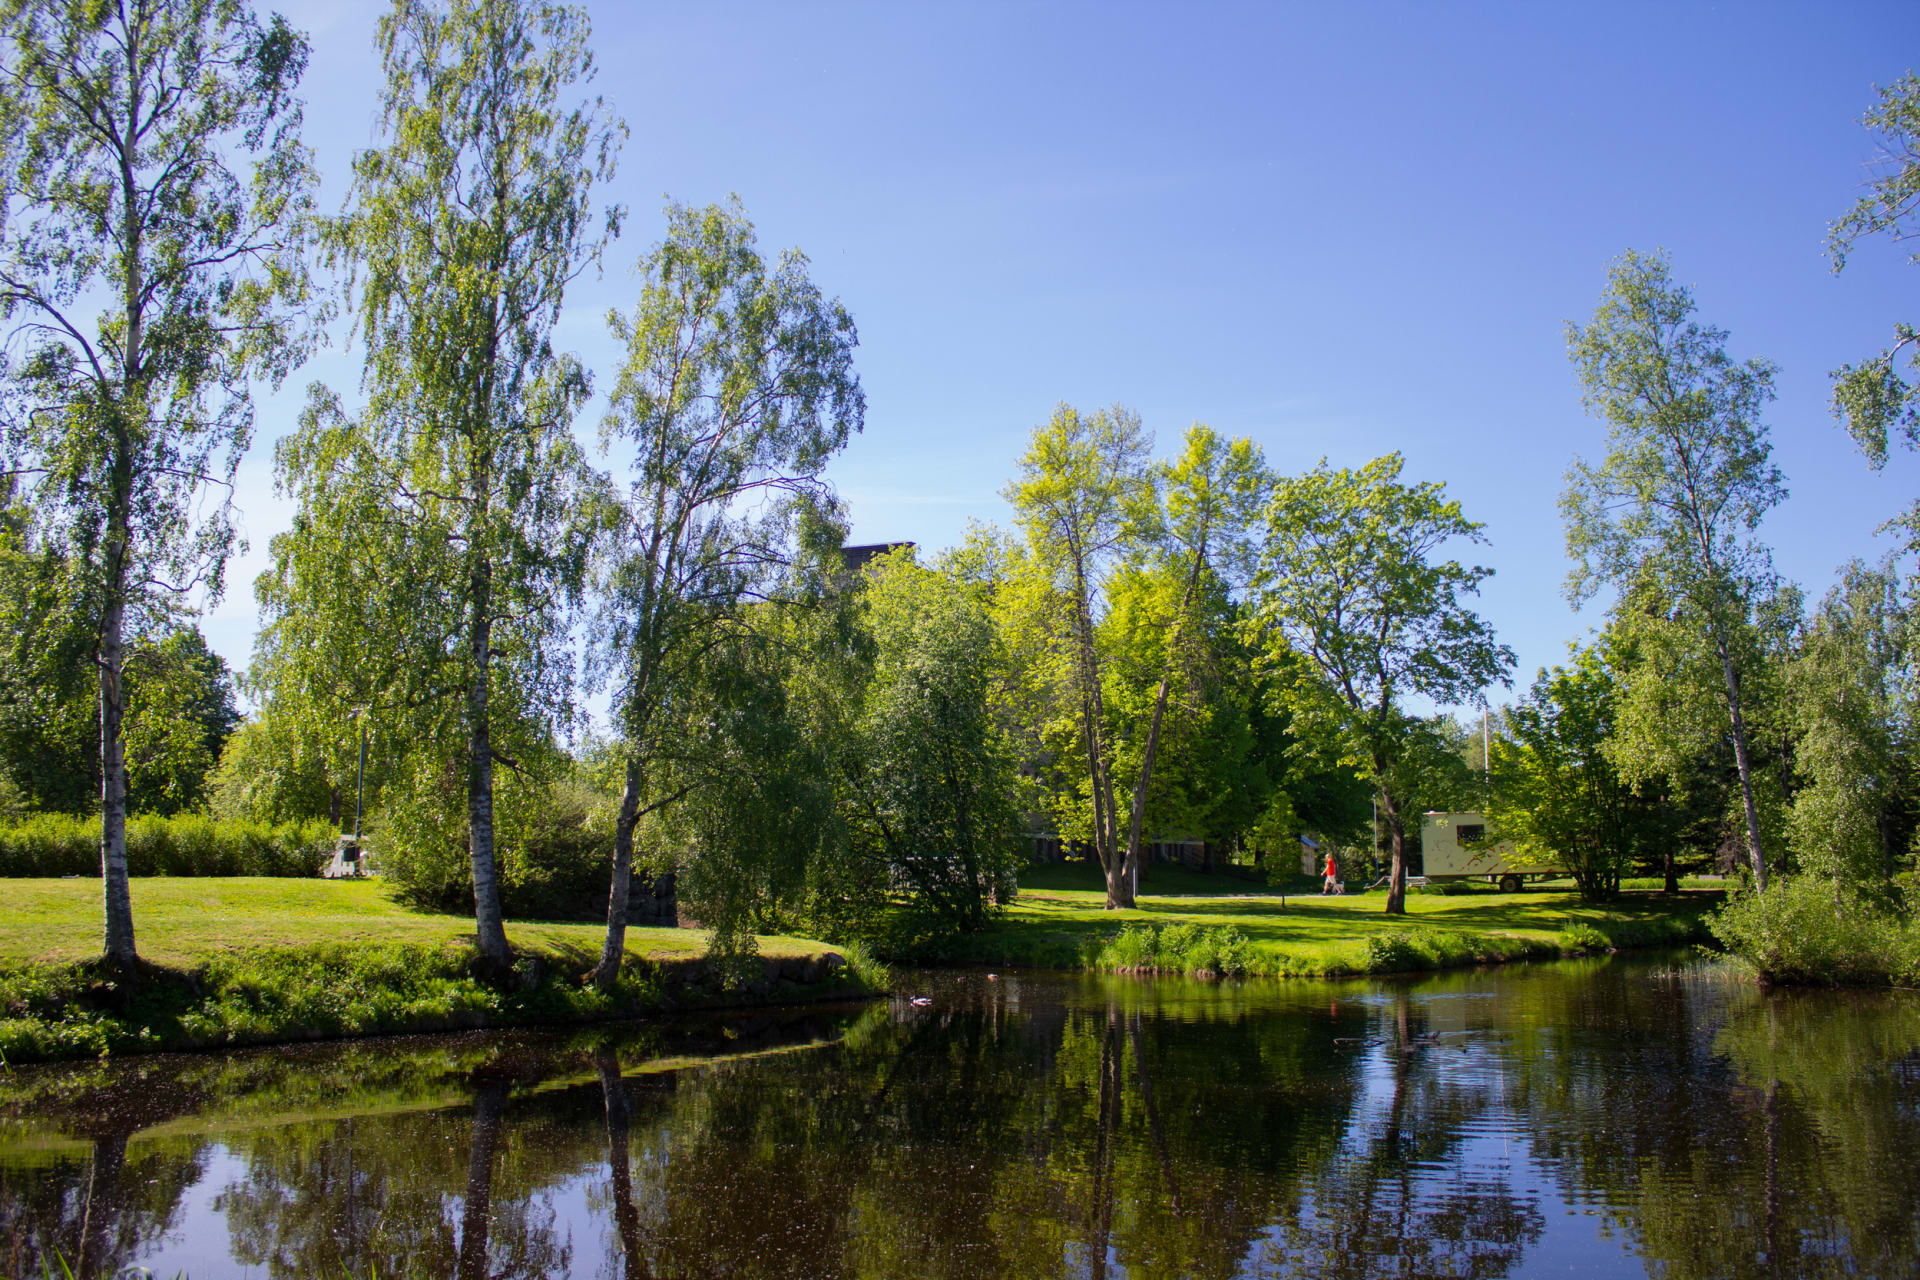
[589, 200, 862, 987]
[0, 0, 317, 966]
[264, 0, 620, 972]
[1565, 249, 1783, 891]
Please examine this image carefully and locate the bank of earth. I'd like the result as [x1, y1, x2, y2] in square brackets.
[0, 878, 879, 1065]
[897, 861, 1722, 975]
[0, 867, 1721, 1065]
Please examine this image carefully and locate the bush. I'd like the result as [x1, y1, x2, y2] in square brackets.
[1094, 923, 1252, 977]
[1361, 927, 1548, 973]
[381, 770, 622, 919]
[1557, 922, 1611, 955]
[1709, 874, 1920, 986]
[0, 813, 335, 877]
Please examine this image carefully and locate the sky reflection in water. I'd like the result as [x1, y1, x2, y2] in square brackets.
[2, 956, 1917, 1279]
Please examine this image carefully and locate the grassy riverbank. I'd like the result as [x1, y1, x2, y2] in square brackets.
[0, 879, 879, 1064]
[890, 861, 1722, 976]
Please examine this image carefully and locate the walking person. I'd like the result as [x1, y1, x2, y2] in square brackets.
[1322, 851, 1339, 895]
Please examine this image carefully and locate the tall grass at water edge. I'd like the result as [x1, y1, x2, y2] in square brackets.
[1091, 913, 1712, 979]
[1709, 874, 1920, 987]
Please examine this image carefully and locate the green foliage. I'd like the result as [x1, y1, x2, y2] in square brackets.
[1828, 73, 1920, 546]
[1489, 645, 1662, 900]
[589, 195, 863, 977]
[1353, 921, 1692, 973]
[262, 0, 623, 968]
[834, 938, 891, 991]
[1105, 426, 1273, 871]
[654, 578, 853, 963]
[1710, 874, 1920, 986]
[0, 814, 335, 878]
[1091, 432, 1310, 875]
[1249, 452, 1513, 910]
[1556, 922, 1612, 954]
[0, 0, 319, 963]
[843, 552, 1022, 931]
[1786, 561, 1917, 894]
[0, 932, 876, 1064]
[0, 612, 238, 818]
[121, 629, 242, 816]
[208, 714, 342, 826]
[0, 498, 95, 816]
[1095, 923, 1253, 977]
[1564, 248, 1784, 888]
[378, 764, 617, 919]
[1000, 402, 1155, 903]
[1379, 713, 1479, 828]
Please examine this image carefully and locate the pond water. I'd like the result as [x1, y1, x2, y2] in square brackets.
[2, 955, 1917, 1279]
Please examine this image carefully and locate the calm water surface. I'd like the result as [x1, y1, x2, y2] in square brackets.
[2, 955, 1917, 1279]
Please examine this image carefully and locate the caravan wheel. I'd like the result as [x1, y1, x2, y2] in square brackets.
[1499, 874, 1524, 893]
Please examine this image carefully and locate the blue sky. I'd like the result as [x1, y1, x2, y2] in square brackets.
[219, 0, 1920, 717]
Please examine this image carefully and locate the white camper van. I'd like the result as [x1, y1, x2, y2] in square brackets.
[1419, 811, 1562, 892]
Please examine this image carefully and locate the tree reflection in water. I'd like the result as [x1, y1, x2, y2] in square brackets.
[595, 1044, 653, 1280]
[1, 963, 1918, 1279]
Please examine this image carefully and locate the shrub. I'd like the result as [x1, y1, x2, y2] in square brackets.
[1362, 927, 1544, 973]
[1362, 931, 1424, 972]
[0, 813, 334, 877]
[1094, 923, 1252, 977]
[1709, 874, 1920, 986]
[381, 768, 621, 919]
[1557, 922, 1611, 955]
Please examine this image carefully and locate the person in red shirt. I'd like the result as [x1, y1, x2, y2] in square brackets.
[1322, 852, 1339, 895]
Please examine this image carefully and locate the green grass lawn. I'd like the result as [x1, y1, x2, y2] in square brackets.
[0, 877, 834, 969]
[925, 860, 1723, 974]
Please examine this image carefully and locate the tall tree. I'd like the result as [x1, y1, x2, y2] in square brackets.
[1115, 425, 1268, 894]
[264, 0, 621, 972]
[1828, 72, 1920, 546]
[1250, 453, 1512, 914]
[1787, 560, 1915, 895]
[0, 0, 317, 964]
[842, 550, 1021, 932]
[589, 199, 862, 987]
[1565, 248, 1784, 891]
[1003, 403, 1152, 909]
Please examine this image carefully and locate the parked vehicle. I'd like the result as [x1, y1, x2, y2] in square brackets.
[1418, 811, 1563, 892]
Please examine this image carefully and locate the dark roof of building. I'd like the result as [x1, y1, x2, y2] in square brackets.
[841, 542, 916, 572]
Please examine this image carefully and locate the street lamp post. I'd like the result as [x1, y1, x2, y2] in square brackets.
[351, 705, 369, 851]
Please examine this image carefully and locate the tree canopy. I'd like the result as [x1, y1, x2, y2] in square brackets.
[1829, 72, 1920, 548]
[1250, 452, 1512, 913]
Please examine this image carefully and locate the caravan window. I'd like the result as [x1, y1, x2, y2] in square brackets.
[1457, 824, 1486, 845]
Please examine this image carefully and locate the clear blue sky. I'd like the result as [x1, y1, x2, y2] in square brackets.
[216, 0, 1920, 719]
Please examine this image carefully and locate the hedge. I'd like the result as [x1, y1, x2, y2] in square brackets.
[0, 813, 336, 878]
